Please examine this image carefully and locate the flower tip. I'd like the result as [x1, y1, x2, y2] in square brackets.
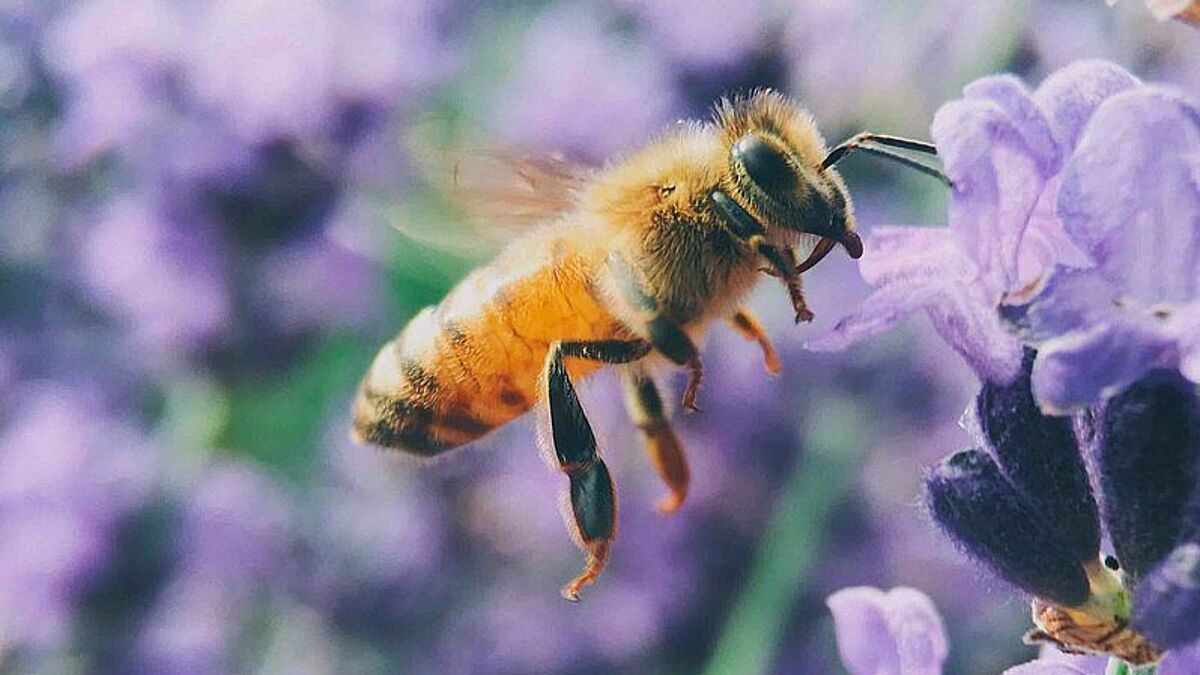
[1132, 542, 1200, 648]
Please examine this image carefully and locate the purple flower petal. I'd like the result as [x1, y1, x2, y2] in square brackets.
[1001, 269, 1120, 342]
[1159, 643, 1200, 675]
[885, 587, 950, 675]
[1176, 305, 1200, 384]
[857, 226, 967, 288]
[827, 586, 948, 675]
[1132, 542, 1200, 648]
[964, 75, 1060, 175]
[1057, 88, 1200, 305]
[1032, 319, 1179, 413]
[1003, 662, 1090, 675]
[828, 587, 898, 675]
[806, 282, 945, 353]
[809, 225, 1024, 383]
[1031, 60, 1140, 153]
[933, 96, 1049, 297]
[924, 286, 1026, 384]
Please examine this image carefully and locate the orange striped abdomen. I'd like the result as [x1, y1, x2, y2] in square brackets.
[352, 237, 630, 455]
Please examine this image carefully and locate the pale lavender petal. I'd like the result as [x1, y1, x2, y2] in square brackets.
[933, 97, 1048, 297]
[1159, 643, 1200, 675]
[858, 226, 968, 288]
[1032, 320, 1179, 413]
[882, 587, 949, 675]
[805, 282, 943, 353]
[1174, 304, 1200, 384]
[1011, 175, 1093, 298]
[1002, 663, 1089, 675]
[827, 587, 900, 675]
[1031, 60, 1141, 153]
[1031, 647, 1107, 674]
[924, 285, 1025, 384]
[964, 75, 1060, 174]
[1057, 88, 1200, 305]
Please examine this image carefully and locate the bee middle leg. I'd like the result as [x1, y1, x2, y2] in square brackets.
[605, 253, 705, 411]
[622, 370, 689, 514]
[543, 338, 650, 601]
[728, 308, 782, 374]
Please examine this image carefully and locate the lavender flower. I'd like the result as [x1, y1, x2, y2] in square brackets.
[0, 382, 153, 653]
[826, 586, 948, 675]
[75, 195, 231, 358]
[491, 4, 682, 163]
[810, 59, 1200, 414]
[615, 0, 772, 74]
[134, 463, 291, 674]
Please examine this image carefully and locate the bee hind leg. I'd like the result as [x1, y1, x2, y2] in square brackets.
[543, 339, 650, 601]
[728, 309, 782, 374]
[623, 370, 689, 514]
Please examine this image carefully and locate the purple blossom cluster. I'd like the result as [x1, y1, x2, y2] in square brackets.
[812, 60, 1200, 412]
[40, 0, 453, 366]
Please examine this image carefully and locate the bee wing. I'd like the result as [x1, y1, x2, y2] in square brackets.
[393, 147, 596, 256]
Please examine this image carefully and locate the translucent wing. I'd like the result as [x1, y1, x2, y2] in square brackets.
[392, 146, 595, 257]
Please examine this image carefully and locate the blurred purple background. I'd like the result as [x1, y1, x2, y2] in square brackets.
[0, 1, 1196, 673]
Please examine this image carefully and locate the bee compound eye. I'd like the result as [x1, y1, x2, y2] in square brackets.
[733, 134, 796, 195]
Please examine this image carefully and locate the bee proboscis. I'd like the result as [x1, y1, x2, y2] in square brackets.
[352, 90, 946, 600]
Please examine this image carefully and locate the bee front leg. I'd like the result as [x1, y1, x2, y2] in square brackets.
[543, 339, 650, 601]
[623, 370, 689, 514]
[749, 237, 813, 324]
[728, 309, 782, 374]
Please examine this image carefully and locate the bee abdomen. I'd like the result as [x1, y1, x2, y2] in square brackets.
[351, 306, 531, 456]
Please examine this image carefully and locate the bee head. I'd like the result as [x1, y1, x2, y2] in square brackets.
[716, 91, 862, 261]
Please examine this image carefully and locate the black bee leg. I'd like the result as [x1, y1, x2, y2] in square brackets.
[728, 309, 782, 374]
[623, 370, 689, 514]
[605, 253, 705, 411]
[543, 339, 649, 601]
[645, 314, 704, 412]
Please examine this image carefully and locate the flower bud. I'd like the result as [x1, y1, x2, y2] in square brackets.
[977, 351, 1100, 563]
[1095, 371, 1200, 579]
[925, 448, 1090, 606]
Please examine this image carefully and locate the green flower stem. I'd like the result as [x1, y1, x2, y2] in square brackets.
[702, 398, 867, 675]
[1107, 658, 1159, 675]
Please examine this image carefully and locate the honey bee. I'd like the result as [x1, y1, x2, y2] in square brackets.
[352, 90, 946, 600]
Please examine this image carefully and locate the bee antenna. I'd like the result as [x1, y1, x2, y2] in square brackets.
[823, 133, 952, 187]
